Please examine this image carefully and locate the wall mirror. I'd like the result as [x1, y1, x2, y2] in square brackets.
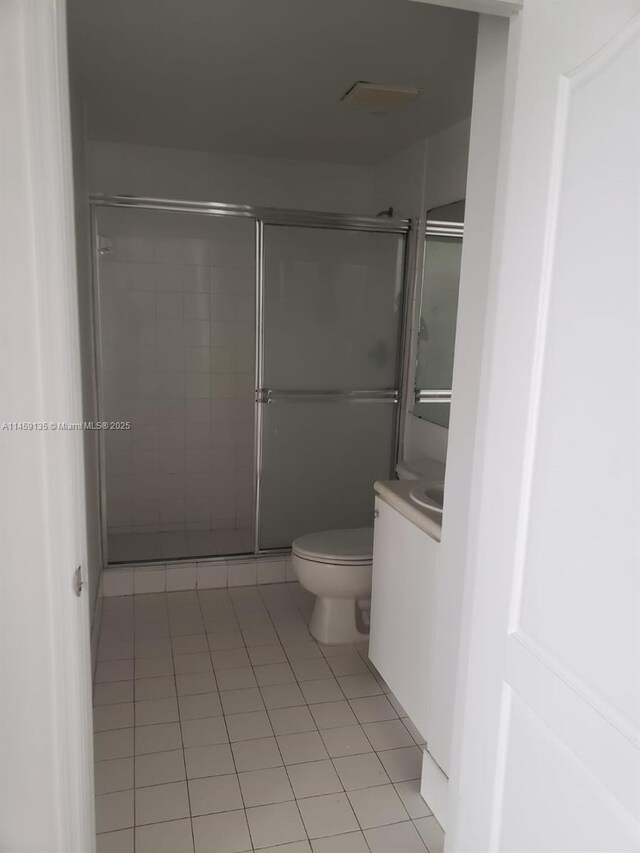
[413, 200, 465, 427]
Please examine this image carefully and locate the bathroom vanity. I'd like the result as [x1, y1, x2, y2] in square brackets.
[369, 477, 450, 826]
[369, 480, 441, 738]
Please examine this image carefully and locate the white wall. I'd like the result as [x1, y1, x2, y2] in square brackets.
[423, 118, 472, 211]
[88, 140, 375, 214]
[427, 16, 509, 778]
[372, 138, 429, 219]
[1, 2, 94, 848]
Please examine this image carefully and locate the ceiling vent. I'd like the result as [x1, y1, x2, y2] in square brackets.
[340, 81, 420, 111]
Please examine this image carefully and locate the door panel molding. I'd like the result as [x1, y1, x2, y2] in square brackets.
[448, 3, 640, 849]
[506, 631, 640, 816]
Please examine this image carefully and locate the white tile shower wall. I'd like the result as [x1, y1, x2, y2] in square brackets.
[88, 141, 375, 214]
[98, 207, 256, 548]
[102, 558, 295, 597]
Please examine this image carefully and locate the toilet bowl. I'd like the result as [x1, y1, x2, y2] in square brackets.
[292, 527, 373, 645]
[292, 457, 443, 644]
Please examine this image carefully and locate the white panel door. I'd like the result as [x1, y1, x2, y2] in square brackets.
[449, 2, 640, 851]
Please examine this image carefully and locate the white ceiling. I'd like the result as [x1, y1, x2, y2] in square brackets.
[68, 0, 478, 165]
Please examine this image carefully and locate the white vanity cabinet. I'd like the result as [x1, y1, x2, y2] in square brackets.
[369, 494, 440, 741]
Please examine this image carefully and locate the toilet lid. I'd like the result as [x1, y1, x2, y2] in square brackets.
[293, 527, 374, 565]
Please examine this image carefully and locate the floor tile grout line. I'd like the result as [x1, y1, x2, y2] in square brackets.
[239, 585, 362, 850]
[230, 583, 309, 850]
[246, 587, 411, 843]
[131, 599, 146, 834]
[95, 587, 424, 849]
[171, 594, 195, 853]
[263, 687, 312, 848]
[134, 594, 173, 838]
[234, 584, 318, 848]
[195, 580, 254, 850]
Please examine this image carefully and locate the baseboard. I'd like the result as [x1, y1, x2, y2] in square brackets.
[102, 554, 296, 596]
[420, 747, 449, 831]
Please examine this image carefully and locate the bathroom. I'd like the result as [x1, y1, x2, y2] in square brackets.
[70, 0, 485, 850]
[5, 1, 639, 851]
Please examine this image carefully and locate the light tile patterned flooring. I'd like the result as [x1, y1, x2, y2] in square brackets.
[94, 582, 445, 853]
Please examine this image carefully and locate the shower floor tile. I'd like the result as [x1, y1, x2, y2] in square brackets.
[94, 581, 442, 852]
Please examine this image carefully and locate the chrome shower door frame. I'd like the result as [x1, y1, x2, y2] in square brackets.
[254, 217, 411, 553]
[412, 217, 465, 412]
[89, 195, 412, 566]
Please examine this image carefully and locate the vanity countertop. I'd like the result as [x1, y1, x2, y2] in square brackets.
[374, 479, 443, 543]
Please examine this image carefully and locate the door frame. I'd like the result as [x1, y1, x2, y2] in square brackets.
[0, 0, 95, 850]
[1, 0, 520, 848]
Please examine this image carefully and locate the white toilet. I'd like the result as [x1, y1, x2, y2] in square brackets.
[292, 456, 445, 645]
[292, 527, 374, 645]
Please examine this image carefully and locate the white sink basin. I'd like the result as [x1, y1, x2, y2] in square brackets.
[409, 482, 444, 513]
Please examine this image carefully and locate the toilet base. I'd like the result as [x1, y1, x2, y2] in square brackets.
[309, 596, 369, 645]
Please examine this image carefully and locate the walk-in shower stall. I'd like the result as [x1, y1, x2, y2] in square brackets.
[92, 197, 410, 565]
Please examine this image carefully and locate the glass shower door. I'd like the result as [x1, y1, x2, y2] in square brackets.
[94, 204, 256, 563]
[258, 224, 406, 550]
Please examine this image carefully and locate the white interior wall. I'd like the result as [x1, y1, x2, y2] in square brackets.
[372, 138, 429, 219]
[1, 2, 95, 847]
[87, 140, 375, 214]
[423, 118, 472, 211]
[428, 15, 509, 778]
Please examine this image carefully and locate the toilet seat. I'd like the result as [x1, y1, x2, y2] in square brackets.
[292, 527, 373, 566]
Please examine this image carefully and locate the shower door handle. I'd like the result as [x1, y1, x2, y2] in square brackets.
[256, 389, 399, 404]
[414, 389, 452, 405]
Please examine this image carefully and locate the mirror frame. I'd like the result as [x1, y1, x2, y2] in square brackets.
[412, 200, 465, 426]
